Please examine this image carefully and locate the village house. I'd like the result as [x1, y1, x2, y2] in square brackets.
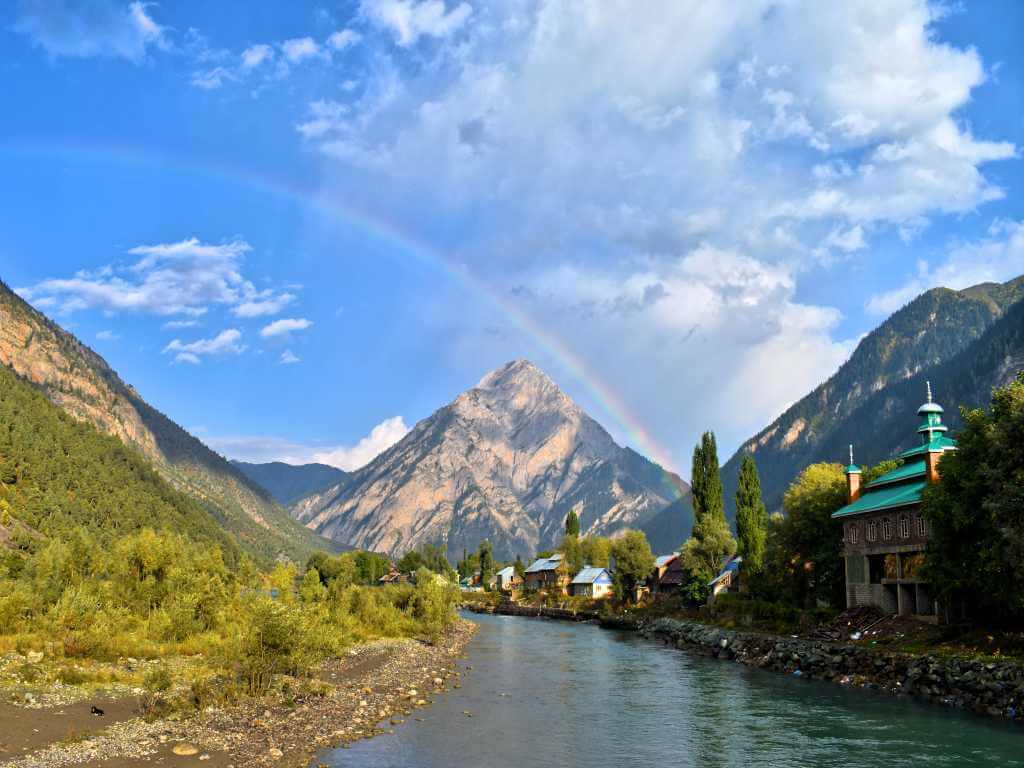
[649, 554, 679, 596]
[832, 384, 956, 619]
[570, 566, 613, 599]
[495, 565, 521, 594]
[654, 555, 687, 597]
[523, 553, 570, 594]
[378, 568, 408, 585]
[707, 555, 742, 604]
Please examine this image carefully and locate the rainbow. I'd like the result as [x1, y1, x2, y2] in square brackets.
[2, 141, 686, 494]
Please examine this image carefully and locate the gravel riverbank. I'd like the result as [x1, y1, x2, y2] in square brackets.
[0, 619, 477, 768]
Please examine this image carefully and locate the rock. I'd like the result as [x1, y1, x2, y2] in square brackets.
[26, 651, 44, 663]
[172, 743, 200, 756]
[269, 747, 284, 759]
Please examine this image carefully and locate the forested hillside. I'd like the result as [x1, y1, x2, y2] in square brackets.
[0, 364, 240, 564]
[722, 277, 1024, 512]
[0, 280, 333, 564]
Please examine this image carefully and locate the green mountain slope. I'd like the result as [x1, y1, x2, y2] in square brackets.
[0, 280, 335, 564]
[723, 276, 1024, 511]
[0, 364, 240, 562]
[232, 461, 349, 506]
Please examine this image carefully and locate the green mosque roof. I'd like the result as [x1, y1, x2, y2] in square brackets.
[833, 480, 928, 518]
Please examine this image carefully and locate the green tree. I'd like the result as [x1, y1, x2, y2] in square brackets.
[513, 554, 525, 579]
[735, 455, 768, 573]
[610, 531, 655, 602]
[923, 372, 1024, 621]
[565, 509, 581, 537]
[478, 540, 495, 590]
[680, 431, 736, 601]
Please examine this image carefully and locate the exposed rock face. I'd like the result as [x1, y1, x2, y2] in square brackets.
[0, 280, 330, 563]
[722, 276, 1024, 512]
[292, 360, 689, 560]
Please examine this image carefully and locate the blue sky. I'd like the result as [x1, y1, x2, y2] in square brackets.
[1, 0, 1022, 474]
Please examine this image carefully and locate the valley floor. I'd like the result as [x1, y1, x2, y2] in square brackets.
[0, 620, 477, 768]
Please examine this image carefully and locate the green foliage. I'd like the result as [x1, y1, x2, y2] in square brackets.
[610, 530, 655, 602]
[396, 543, 452, 577]
[305, 550, 390, 587]
[410, 567, 458, 644]
[735, 455, 768, 573]
[680, 431, 736, 601]
[923, 372, 1024, 621]
[478, 540, 494, 591]
[565, 509, 580, 537]
[0, 365, 240, 562]
[757, 463, 848, 608]
[559, 534, 612, 575]
[513, 554, 525, 579]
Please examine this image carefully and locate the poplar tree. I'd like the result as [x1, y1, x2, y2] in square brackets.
[478, 540, 494, 590]
[681, 430, 736, 598]
[735, 455, 768, 573]
[565, 509, 580, 537]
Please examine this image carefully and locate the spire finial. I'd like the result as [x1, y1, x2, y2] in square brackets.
[926, 380, 933, 403]
[849, 444, 854, 466]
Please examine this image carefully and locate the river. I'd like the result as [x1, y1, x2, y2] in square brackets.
[314, 612, 1023, 767]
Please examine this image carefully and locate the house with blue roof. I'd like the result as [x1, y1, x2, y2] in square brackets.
[707, 555, 742, 604]
[832, 383, 956, 619]
[570, 565, 613, 599]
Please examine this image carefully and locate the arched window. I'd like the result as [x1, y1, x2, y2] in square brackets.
[899, 516, 910, 539]
[848, 524, 859, 544]
[867, 521, 877, 542]
[882, 518, 892, 540]
[916, 516, 927, 537]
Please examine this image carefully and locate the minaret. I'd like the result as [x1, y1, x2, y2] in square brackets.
[917, 381, 948, 483]
[845, 444, 862, 503]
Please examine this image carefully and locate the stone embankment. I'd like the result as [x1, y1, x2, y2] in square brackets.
[644, 617, 1024, 722]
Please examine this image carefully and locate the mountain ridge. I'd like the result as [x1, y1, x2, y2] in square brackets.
[291, 359, 691, 560]
[0, 280, 335, 564]
[232, 460, 349, 506]
[722, 275, 1024, 511]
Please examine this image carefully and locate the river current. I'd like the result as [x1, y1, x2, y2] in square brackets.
[315, 612, 1023, 767]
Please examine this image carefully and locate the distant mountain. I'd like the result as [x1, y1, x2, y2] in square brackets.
[0, 280, 335, 564]
[291, 359, 690, 560]
[722, 276, 1024, 511]
[232, 461, 348, 506]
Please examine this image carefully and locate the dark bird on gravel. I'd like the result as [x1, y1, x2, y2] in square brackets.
[90, 705, 104, 716]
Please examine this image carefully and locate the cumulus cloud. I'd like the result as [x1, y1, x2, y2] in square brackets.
[241, 43, 274, 69]
[14, 0, 170, 62]
[163, 328, 245, 364]
[280, 37, 325, 63]
[260, 317, 313, 338]
[867, 219, 1024, 315]
[279, 349, 301, 365]
[327, 29, 361, 50]
[296, 0, 1016, 459]
[207, 415, 410, 470]
[361, 0, 472, 47]
[18, 237, 297, 321]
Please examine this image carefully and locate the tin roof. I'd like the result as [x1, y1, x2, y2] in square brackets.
[707, 556, 742, 587]
[524, 554, 563, 573]
[864, 459, 926, 489]
[833, 480, 927, 518]
[654, 555, 678, 568]
[496, 566, 515, 579]
[571, 567, 612, 585]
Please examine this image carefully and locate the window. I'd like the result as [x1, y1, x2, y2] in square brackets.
[848, 524, 859, 544]
[867, 521, 877, 542]
[916, 516, 927, 537]
[899, 516, 910, 539]
[882, 517, 893, 540]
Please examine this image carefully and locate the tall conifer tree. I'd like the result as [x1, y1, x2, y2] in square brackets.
[565, 509, 581, 537]
[735, 455, 768, 572]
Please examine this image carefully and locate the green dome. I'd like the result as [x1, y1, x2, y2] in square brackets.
[918, 401, 944, 415]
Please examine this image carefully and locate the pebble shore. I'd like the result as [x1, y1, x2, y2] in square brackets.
[0, 619, 477, 768]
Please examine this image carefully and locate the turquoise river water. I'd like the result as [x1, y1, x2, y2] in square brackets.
[315, 612, 1023, 768]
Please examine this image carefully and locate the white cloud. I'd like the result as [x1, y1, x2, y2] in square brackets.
[14, 0, 169, 62]
[163, 329, 245, 364]
[280, 37, 325, 63]
[191, 66, 237, 90]
[207, 415, 410, 470]
[162, 319, 200, 330]
[260, 317, 313, 338]
[361, 0, 472, 47]
[327, 29, 362, 50]
[867, 219, 1024, 315]
[241, 43, 274, 69]
[96, 330, 119, 341]
[19, 238, 298, 323]
[279, 349, 301, 365]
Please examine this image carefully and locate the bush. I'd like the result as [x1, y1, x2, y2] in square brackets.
[144, 665, 173, 692]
